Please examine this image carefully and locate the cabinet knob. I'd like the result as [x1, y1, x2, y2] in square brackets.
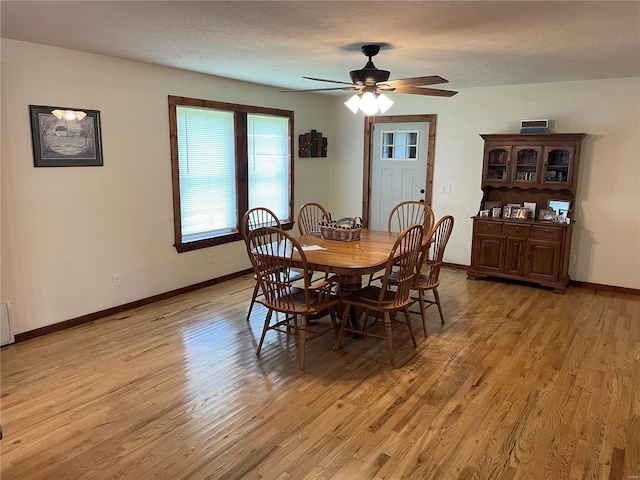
[514, 227, 522, 233]
[543, 229, 552, 236]
[486, 224, 494, 230]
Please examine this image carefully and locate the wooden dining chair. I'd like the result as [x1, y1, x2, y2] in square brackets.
[247, 226, 340, 370]
[297, 202, 330, 235]
[241, 207, 303, 322]
[388, 200, 435, 234]
[335, 224, 424, 367]
[410, 215, 455, 337]
[369, 200, 434, 286]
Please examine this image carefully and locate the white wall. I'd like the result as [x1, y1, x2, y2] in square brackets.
[2, 39, 639, 336]
[327, 78, 640, 289]
[1, 39, 336, 334]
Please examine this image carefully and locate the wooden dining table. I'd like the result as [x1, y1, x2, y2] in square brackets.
[293, 229, 401, 292]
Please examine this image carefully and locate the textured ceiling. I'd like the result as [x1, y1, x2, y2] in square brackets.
[2, 1, 639, 94]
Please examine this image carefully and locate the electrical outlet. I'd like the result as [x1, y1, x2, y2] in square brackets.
[112, 273, 121, 287]
[570, 254, 576, 265]
[440, 184, 451, 194]
[207, 253, 214, 264]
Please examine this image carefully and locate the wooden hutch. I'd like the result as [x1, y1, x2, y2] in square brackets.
[467, 133, 587, 293]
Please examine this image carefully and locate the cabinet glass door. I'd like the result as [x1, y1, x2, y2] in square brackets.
[542, 146, 573, 185]
[513, 146, 541, 184]
[484, 146, 511, 183]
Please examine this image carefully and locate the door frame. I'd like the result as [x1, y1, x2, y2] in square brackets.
[361, 114, 438, 228]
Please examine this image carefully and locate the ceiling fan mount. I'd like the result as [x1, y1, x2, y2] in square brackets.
[349, 44, 391, 85]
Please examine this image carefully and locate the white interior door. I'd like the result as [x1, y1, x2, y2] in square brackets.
[369, 122, 429, 231]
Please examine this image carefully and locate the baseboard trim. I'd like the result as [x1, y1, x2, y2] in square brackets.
[456, 260, 639, 296]
[569, 280, 640, 296]
[13, 265, 640, 343]
[14, 268, 254, 343]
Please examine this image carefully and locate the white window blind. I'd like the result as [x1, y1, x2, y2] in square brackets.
[247, 114, 290, 220]
[177, 106, 236, 242]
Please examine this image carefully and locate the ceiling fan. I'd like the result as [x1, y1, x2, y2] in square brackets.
[280, 44, 458, 114]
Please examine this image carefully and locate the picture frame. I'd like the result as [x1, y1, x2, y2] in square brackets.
[548, 199, 571, 217]
[509, 207, 525, 219]
[539, 209, 556, 221]
[492, 207, 501, 218]
[523, 202, 537, 219]
[484, 201, 502, 211]
[29, 105, 103, 167]
[502, 205, 513, 219]
[479, 210, 490, 217]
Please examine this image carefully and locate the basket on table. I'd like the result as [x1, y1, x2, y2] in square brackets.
[319, 216, 363, 242]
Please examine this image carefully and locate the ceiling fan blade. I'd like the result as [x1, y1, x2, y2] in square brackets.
[279, 86, 357, 93]
[302, 76, 354, 86]
[391, 86, 458, 97]
[384, 76, 449, 88]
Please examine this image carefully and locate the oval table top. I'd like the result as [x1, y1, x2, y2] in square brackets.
[294, 230, 400, 276]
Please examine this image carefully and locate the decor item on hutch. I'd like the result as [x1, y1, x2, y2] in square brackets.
[280, 44, 457, 115]
[29, 105, 103, 167]
[468, 133, 586, 293]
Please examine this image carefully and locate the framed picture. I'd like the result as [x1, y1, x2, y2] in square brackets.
[484, 201, 502, 211]
[523, 202, 537, 219]
[492, 207, 501, 218]
[479, 210, 490, 217]
[548, 199, 571, 217]
[510, 207, 528, 219]
[29, 105, 103, 167]
[539, 209, 556, 221]
[503, 205, 513, 218]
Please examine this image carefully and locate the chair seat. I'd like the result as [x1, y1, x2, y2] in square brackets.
[343, 286, 410, 311]
[413, 275, 439, 290]
[254, 268, 305, 283]
[259, 287, 340, 315]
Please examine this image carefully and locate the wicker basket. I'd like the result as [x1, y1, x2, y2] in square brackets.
[320, 224, 362, 242]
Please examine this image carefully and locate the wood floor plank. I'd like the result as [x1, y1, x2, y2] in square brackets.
[1, 270, 639, 479]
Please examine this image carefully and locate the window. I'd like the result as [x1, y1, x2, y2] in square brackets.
[169, 96, 294, 252]
[381, 130, 419, 160]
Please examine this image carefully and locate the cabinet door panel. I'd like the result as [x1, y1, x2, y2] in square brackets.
[542, 145, 574, 186]
[505, 237, 526, 275]
[512, 146, 542, 184]
[473, 235, 505, 272]
[483, 145, 512, 183]
[526, 240, 561, 280]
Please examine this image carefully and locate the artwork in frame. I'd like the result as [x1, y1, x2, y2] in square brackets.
[548, 199, 571, 217]
[29, 105, 103, 167]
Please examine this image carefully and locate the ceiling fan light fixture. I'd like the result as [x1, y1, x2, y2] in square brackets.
[376, 93, 394, 114]
[360, 91, 379, 115]
[344, 94, 361, 114]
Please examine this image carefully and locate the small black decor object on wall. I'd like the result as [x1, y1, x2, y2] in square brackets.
[29, 105, 103, 167]
[299, 130, 328, 158]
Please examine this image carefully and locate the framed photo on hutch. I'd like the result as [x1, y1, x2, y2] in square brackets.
[29, 105, 103, 167]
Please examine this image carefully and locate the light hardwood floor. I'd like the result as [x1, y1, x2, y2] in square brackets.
[1, 269, 638, 479]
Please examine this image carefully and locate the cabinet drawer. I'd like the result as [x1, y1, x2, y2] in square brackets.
[504, 223, 531, 237]
[475, 220, 503, 235]
[532, 225, 563, 241]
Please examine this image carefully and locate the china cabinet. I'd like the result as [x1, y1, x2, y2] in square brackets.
[468, 133, 586, 293]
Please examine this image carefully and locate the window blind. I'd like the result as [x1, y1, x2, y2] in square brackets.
[247, 114, 290, 221]
[177, 106, 236, 241]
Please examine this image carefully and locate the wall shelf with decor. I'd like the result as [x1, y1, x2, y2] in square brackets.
[468, 133, 587, 293]
[299, 130, 327, 157]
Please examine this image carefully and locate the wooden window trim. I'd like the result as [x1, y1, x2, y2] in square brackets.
[168, 95, 294, 252]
